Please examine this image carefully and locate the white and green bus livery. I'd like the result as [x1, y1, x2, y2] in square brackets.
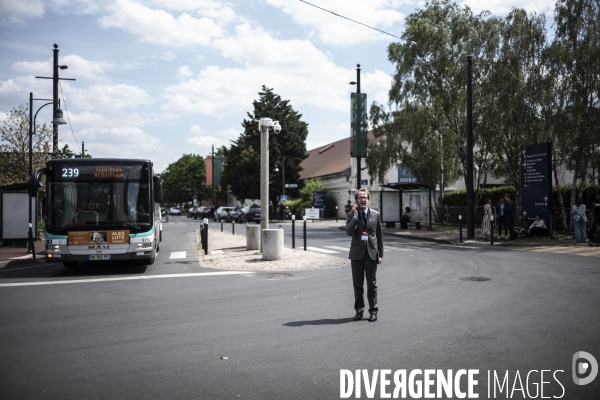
[29, 158, 163, 268]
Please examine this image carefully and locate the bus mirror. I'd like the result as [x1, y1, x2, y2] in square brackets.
[153, 176, 163, 203]
[28, 168, 46, 197]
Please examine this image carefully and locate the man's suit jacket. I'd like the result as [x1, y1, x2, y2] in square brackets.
[505, 199, 515, 218]
[346, 208, 384, 261]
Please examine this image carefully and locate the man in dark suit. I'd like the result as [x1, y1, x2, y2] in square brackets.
[346, 188, 384, 322]
[504, 194, 515, 239]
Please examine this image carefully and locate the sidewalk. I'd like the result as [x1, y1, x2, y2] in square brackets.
[0, 240, 46, 268]
[334, 221, 589, 248]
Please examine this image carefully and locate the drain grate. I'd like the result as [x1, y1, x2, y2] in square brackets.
[243, 272, 293, 279]
[460, 277, 491, 282]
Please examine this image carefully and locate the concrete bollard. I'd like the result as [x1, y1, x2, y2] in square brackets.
[165, 215, 170, 223]
[246, 225, 261, 250]
[262, 229, 284, 261]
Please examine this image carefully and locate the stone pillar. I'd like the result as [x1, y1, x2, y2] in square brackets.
[262, 229, 284, 260]
[246, 225, 261, 250]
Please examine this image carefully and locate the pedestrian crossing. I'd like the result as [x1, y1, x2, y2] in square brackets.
[305, 245, 424, 254]
[514, 246, 600, 258]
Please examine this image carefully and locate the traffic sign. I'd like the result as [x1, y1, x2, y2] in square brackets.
[284, 184, 297, 188]
[281, 195, 288, 202]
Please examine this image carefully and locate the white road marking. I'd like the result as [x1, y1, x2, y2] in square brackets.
[0, 271, 254, 288]
[439, 245, 480, 249]
[323, 246, 350, 251]
[9, 255, 35, 260]
[169, 251, 187, 259]
[307, 247, 339, 254]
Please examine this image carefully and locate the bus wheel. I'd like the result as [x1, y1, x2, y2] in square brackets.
[63, 261, 78, 268]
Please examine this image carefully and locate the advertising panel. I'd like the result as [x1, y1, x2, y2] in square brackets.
[67, 230, 130, 245]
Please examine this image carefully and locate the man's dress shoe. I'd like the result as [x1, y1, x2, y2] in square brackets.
[353, 311, 363, 321]
[368, 313, 377, 322]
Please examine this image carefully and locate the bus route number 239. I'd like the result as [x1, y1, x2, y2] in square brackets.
[62, 168, 79, 178]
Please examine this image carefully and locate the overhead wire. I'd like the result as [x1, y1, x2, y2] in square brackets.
[58, 81, 81, 153]
[298, 0, 401, 40]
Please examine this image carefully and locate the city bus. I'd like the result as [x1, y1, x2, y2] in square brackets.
[28, 158, 163, 268]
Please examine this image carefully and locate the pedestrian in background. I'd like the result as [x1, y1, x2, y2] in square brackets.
[495, 197, 507, 239]
[571, 198, 587, 243]
[504, 194, 515, 239]
[588, 193, 600, 245]
[346, 188, 383, 323]
[344, 200, 352, 214]
[528, 214, 548, 237]
[481, 197, 492, 241]
[400, 206, 412, 229]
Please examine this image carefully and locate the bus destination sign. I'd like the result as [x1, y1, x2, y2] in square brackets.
[53, 164, 144, 180]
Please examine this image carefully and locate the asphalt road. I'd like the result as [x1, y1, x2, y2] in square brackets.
[1, 216, 599, 399]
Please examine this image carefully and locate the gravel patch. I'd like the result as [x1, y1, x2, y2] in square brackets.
[198, 229, 349, 271]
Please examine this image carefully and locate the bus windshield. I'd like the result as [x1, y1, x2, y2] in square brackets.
[46, 162, 152, 234]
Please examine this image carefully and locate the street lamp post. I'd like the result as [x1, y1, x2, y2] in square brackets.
[27, 92, 67, 254]
[259, 118, 281, 247]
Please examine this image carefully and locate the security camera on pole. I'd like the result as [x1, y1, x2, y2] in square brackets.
[259, 118, 281, 255]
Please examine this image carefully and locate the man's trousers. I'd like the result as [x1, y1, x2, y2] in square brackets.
[351, 255, 378, 314]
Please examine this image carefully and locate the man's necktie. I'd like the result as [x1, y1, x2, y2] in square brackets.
[362, 211, 368, 226]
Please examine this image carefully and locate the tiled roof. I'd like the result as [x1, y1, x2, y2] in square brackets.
[299, 137, 351, 180]
[300, 131, 375, 180]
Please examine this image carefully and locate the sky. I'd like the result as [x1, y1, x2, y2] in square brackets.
[0, 0, 556, 173]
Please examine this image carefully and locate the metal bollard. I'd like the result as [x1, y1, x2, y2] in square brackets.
[303, 216, 307, 251]
[292, 215, 295, 249]
[335, 206, 338, 223]
[203, 219, 209, 255]
[490, 216, 494, 246]
[221, 220, 223, 232]
[459, 215, 463, 244]
[232, 220, 235, 235]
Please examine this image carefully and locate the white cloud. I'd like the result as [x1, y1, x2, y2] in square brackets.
[11, 54, 114, 82]
[177, 66, 193, 78]
[65, 83, 154, 113]
[0, 0, 44, 25]
[185, 125, 239, 156]
[98, 0, 224, 47]
[265, 0, 405, 46]
[76, 125, 163, 160]
[161, 52, 176, 61]
[0, 110, 8, 123]
[461, 0, 555, 16]
[162, 24, 392, 117]
[0, 75, 52, 98]
[150, 0, 238, 24]
[50, 0, 103, 15]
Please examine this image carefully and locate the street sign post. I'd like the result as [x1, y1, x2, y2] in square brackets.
[284, 183, 297, 189]
[521, 142, 553, 235]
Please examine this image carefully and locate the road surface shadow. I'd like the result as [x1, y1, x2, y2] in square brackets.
[284, 318, 357, 327]
[0, 262, 148, 279]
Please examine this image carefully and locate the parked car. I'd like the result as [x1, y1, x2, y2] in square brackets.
[169, 207, 181, 215]
[225, 207, 242, 222]
[194, 206, 214, 220]
[187, 207, 197, 218]
[240, 205, 261, 223]
[214, 206, 234, 222]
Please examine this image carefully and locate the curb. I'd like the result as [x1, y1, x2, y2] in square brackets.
[0, 257, 46, 269]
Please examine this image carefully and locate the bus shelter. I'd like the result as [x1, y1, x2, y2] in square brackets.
[379, 183, 432, 230]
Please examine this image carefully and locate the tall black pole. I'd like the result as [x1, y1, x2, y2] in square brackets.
[356, 64, 362, 190]
[28, 92, 33, 254]
[466, 55, 474, 238]
[282, 159, 285, 196]
[212, 145, 215, 207]
[81, 141, 85, 157]
[53, 44, 59, 156]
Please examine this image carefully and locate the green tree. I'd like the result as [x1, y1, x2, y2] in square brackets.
[0, 104, 52, 186]
[224, 86, 309, 204]
[161, 154, 210, 205]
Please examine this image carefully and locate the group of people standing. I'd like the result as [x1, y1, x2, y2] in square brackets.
[481, 194, 520, 241]
[571, 193, 600, 245]
[481, 192, 600, 243]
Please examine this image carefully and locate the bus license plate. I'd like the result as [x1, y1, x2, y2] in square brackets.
[88, 255, 111, 260]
